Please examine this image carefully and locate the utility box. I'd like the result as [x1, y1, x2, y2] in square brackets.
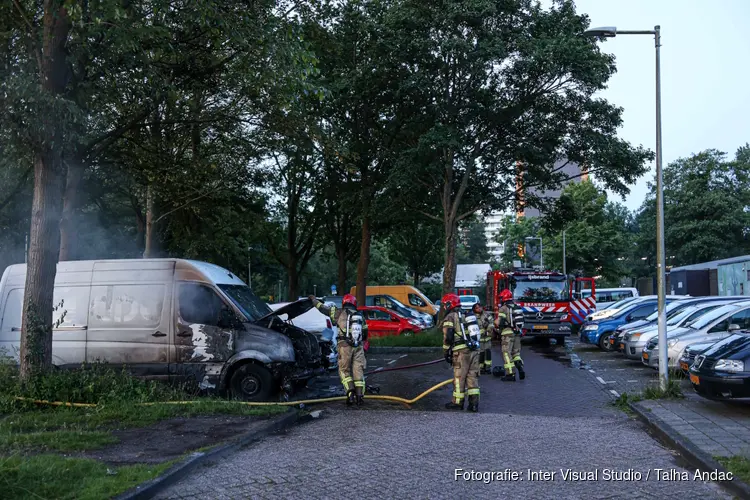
[670, 269, 710, 296]
[637, 277, 653, 296]
[709, 269, 719, 296]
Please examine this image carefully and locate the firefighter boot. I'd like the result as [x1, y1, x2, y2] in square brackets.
[445, 400, 464, 410]
[355, 387, 364, 406]
[515, 360, 526, 380]
[467, 395, 479, 413]
[501, 372, 516, 382]
[346, 390, 356, 406]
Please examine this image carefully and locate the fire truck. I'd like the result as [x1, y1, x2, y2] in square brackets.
[486, 269, 597, 345]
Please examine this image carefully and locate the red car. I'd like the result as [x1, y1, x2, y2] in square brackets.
[359, 306, 422, 337]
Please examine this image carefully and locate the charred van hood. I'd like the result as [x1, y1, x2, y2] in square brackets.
[255, 299, 314, 323]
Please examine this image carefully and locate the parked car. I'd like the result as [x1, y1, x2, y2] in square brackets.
[619, 298, 742, 358]
[581, 287, 638, 309]
[580, 297, 684, 350]
[636, 303, 732, 366]
[365, 295, 433, 329]
[350, 285, 438, 318]
[689, 332, 750, 400]
[0, 259, 330, 402]
[359, 306, 423, 337]
[606, 295, 692, 350]
[639, 300, 750, 368]
[678, 340, 719, 375]
[586, 295, 653, 321]
[459, 295, 480, 311]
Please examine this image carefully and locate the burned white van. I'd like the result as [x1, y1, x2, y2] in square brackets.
[0, 259, 332, 401]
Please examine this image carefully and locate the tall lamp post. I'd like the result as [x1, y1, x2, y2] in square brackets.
[584, 25, 667, 390]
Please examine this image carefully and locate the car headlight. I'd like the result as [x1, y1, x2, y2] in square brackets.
[584, 325, 599, 331]
[630, 333, 641, 340]
[714, 359, 744, 373]
[560, 314, 569, 321]
[667, 338, 679, 348]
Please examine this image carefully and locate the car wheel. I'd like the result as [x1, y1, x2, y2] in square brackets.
[598, 333, 612, 351]
[230, 363, 274, 402]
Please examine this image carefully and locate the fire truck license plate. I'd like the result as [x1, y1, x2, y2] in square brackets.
[532, 325, 548, 330]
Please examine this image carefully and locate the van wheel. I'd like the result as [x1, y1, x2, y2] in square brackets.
[230, 363, 274, 402]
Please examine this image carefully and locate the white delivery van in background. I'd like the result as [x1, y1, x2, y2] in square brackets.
[582, 288, 639, 309]
[0, 259, 331, 401]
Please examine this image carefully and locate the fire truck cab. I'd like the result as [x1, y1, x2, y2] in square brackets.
[486, 269, 596, 346]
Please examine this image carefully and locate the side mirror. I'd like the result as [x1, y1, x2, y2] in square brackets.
[729, 323, 741, 332]
[218, 308, 240, 329]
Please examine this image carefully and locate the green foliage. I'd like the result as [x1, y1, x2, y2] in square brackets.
[388, 221, 445, 284]
[0, 454, 172, 500]
[460, 217, 490, 264]
[716, 456, 750, 485]
[368, 241, 409, 286]
[496, 215, 541, 269]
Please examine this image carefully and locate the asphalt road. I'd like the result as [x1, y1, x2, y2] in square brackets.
[155, 338, 730, 499]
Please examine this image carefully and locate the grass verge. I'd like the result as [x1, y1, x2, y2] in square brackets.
[369, 327, 443, 347]
[0, 453, 173, 500]
[612, 380, 683, 413]
[716, 455, 750, 485]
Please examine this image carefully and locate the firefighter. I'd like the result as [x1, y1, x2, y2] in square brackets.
[442, 293, 481, 412]
[496, 289, 525, 382]
[474, 303, 494, 374]
[309, 294, 368, 405]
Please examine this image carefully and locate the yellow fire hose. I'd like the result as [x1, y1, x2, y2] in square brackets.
[13, 378, 453, 408]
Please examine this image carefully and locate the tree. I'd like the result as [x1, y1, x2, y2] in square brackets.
[541, 181, 631, 281]
[462, 217, 490, 264]
[496, 215, 540, 269]
[386, 0, 653, 300]
[661, 148, 750, 265]
[388, 221, 444, 286]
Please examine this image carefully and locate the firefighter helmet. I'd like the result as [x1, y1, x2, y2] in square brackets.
[499, 289, 513, 302]
[441, 293, 460, 311]
[342, 294, 357, 308]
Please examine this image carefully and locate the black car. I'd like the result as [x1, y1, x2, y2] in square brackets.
[689, 332, 750, 399]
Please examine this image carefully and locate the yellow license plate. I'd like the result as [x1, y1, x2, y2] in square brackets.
[680, 362, 689, 372]
[690, 373, 700, 385]
[533, 325, 548, 330]
[642, 352, 649, 360]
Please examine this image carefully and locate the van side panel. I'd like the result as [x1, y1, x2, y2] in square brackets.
[86, 260, 174, 379]
[351, 285, 436, 315]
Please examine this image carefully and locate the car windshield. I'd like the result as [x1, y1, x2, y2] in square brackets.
[218, 284, 273, 321]
[385, 296, 416, 316]
[514, 280, 568, 301]
[666, 306, 702, 326]
[687, 303, 743, 330]
[607, 297, 638, 310]
[460, 296, 478, 303]
[646, 301, 685, 321]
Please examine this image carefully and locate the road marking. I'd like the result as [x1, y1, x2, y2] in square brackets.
[616, 368, 626, 371]
[387, 359, 397, 365]
[610, 390, 620, 397]
[627, 380, 639, 383]
[596, 376, 607, 384]
[398, 354, 408, 359]
[589, 369, 596, 374]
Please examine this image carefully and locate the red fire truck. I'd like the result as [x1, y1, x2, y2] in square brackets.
[486, 270, 597, 345]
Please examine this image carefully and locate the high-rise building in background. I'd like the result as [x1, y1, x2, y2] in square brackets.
[483, 211, 507, 261]
[517, 159, 588, 218]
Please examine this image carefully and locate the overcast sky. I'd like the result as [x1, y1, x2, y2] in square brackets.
[571, 0, 750, 211]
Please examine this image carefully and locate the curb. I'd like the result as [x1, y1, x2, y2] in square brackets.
[116, 409, 303, 500]
[628, 401, 750, 499]
[368, 346, 442, 353]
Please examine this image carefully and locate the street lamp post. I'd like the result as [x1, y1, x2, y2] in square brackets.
[584, 25, 667, 391]
[562, 231, 567, 276]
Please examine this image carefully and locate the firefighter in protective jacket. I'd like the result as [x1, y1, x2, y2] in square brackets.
[473, 303, 494, 374]
[310, 294, 368, 405]
[442, 293, 481, 412]
[496, 289, 525, 382]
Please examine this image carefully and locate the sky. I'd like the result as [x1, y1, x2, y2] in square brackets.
[570, 0, 750, 211]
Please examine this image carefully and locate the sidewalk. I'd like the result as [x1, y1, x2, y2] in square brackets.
[634, 392, 750, 459]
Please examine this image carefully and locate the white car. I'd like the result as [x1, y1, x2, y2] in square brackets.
[587, 296, 654, 321]
[640, 300, 750, 369]
[459, 295, 480, 311]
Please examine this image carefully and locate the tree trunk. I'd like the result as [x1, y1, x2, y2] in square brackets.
[20, 1, 71, 381]
[58, 160, 84, 261]
[355, 214, 372, 306]
[414, 271, 421, 288]
[287, 255, 299, 300]
[142, 185, 155, 258]
[442, 218, 459, 303]
[336, 244, 348, 294]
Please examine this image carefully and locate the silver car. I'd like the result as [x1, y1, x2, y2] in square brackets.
[622, 302, 733, 360]
[640, 300, 750, 368]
